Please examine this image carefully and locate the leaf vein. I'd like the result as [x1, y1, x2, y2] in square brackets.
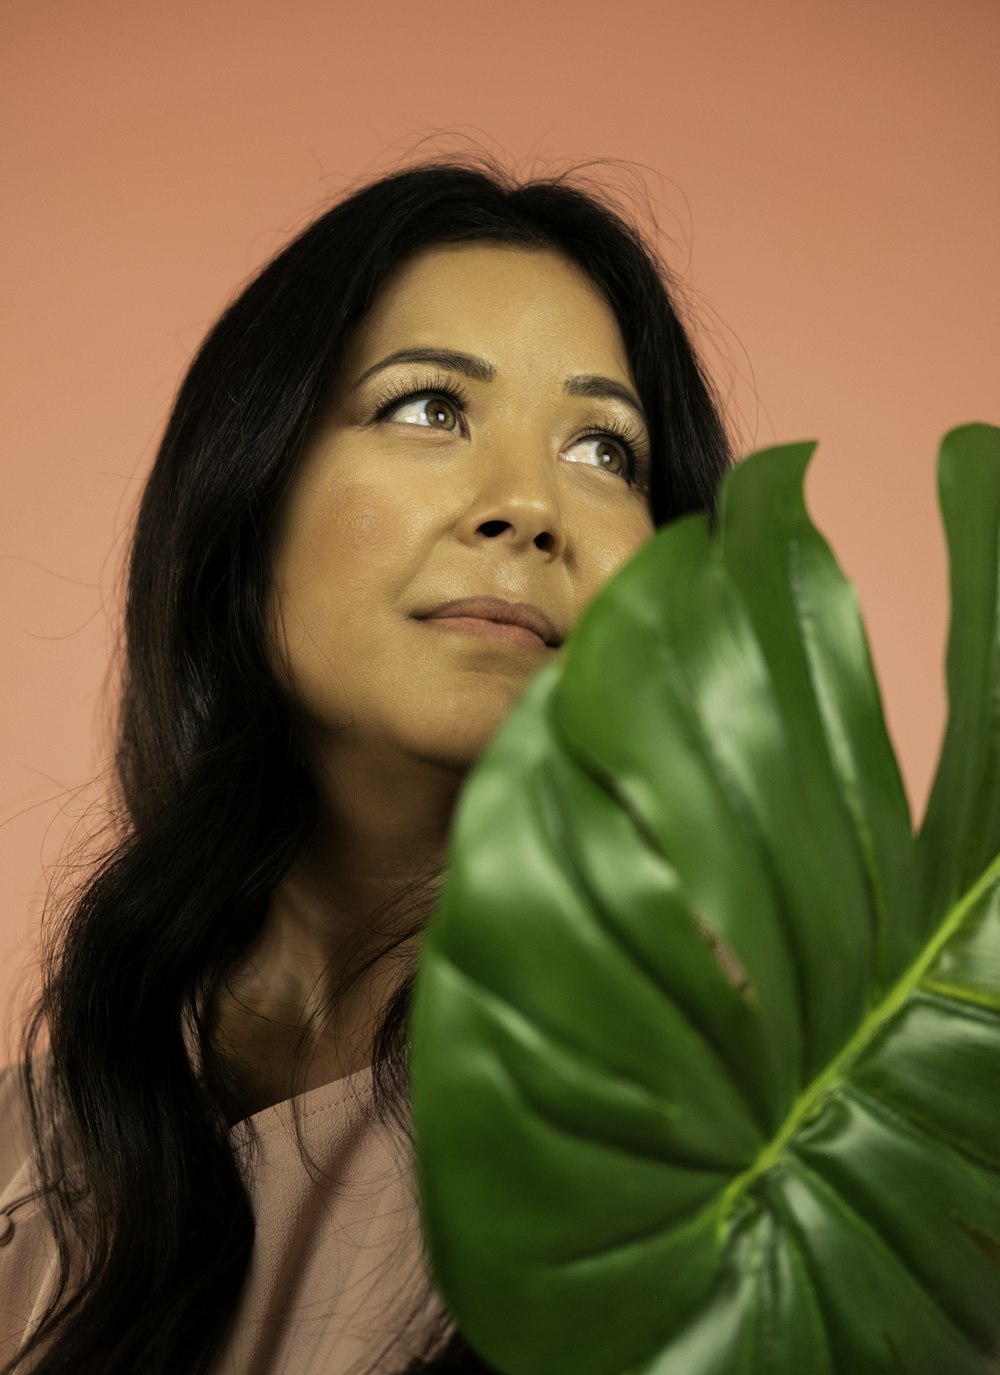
[790, 1153, 988, 1355]
[533, 750, 769, 1136]
[436, 951, 734, 1176]
[843, 1081, 1000, 1181]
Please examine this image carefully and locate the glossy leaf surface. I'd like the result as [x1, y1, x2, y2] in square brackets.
[410, 424, 1000, 1375]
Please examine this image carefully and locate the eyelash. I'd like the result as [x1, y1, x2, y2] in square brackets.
[369, 370, 650, 491]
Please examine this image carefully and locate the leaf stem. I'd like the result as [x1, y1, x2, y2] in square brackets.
[717, 845, 1000, 1235]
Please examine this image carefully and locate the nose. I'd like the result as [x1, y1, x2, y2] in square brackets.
[456, 431, 567, 559]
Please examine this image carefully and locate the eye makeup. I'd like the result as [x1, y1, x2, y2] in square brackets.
[367, 368, 652, 492]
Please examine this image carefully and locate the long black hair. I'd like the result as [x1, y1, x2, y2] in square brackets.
[7, 150, 733, 1375]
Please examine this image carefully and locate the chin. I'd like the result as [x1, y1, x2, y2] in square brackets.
[408, 692, 523, 772]
[421, 724, 507, 772]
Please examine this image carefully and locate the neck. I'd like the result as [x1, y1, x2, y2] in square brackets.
[210, 745, 466, 1113]
[289, 738, 465, 958]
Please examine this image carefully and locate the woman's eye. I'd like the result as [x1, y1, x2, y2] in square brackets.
[381, 391, 461, 431]
[376, 388, 639, 487]
[563, 435, 632, 481]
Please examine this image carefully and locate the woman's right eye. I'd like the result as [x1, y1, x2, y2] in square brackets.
[374, 387, 466, 431]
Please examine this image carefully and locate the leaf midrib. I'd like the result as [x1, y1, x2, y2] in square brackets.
[718, 845, 1000, 1232]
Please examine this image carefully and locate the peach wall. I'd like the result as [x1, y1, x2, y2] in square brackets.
[2, 0, 998, 1060]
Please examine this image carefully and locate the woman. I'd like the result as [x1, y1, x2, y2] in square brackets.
[0, 153, 732, 1374]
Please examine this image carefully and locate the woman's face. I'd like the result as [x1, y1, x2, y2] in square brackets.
[269, 242, 656, 775]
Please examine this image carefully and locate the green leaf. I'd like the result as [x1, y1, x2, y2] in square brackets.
[917, 425, 1000, 928]
[410, 424, 1000, 1375]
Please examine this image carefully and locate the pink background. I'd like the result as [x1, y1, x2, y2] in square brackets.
[2, 0, 997, 1060]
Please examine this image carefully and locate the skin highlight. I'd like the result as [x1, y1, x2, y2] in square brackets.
[212, 243, 656, 1114]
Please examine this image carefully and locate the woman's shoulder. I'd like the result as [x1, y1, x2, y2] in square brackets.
[0, 1054, 67, 1257]
[0, 1056, 48, 1218]
[0, 1056, 36, 1188]
[0, 1057, 65, 1369]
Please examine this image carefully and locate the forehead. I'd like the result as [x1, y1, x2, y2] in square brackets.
[344, 242, 632, 379]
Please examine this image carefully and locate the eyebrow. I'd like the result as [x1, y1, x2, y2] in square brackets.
[350, 347, 649, 428]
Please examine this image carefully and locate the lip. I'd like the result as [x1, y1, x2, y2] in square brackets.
[415, 597, 562, 648]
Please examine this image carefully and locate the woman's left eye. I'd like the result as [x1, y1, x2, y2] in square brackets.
[562, 434, 635, 482]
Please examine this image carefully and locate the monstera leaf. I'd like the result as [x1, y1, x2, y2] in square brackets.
[409, 424, 1000, 1375]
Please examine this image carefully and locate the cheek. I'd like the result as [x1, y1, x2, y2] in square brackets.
[589, 542, 634, 587]
[281, 476, 417, 601]
[588, 510, 655, 584]
[294, 482, 392, 574]
[333, 488, 393, 567]
[570, 510, 654, 624]
[268, 481, 402, 688]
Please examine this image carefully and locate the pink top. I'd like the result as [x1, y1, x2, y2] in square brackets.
[0, 1060, 444, 1374]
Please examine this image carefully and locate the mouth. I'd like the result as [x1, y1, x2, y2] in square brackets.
[414, 596, 562, 648]
[418, 615, 551, 651]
